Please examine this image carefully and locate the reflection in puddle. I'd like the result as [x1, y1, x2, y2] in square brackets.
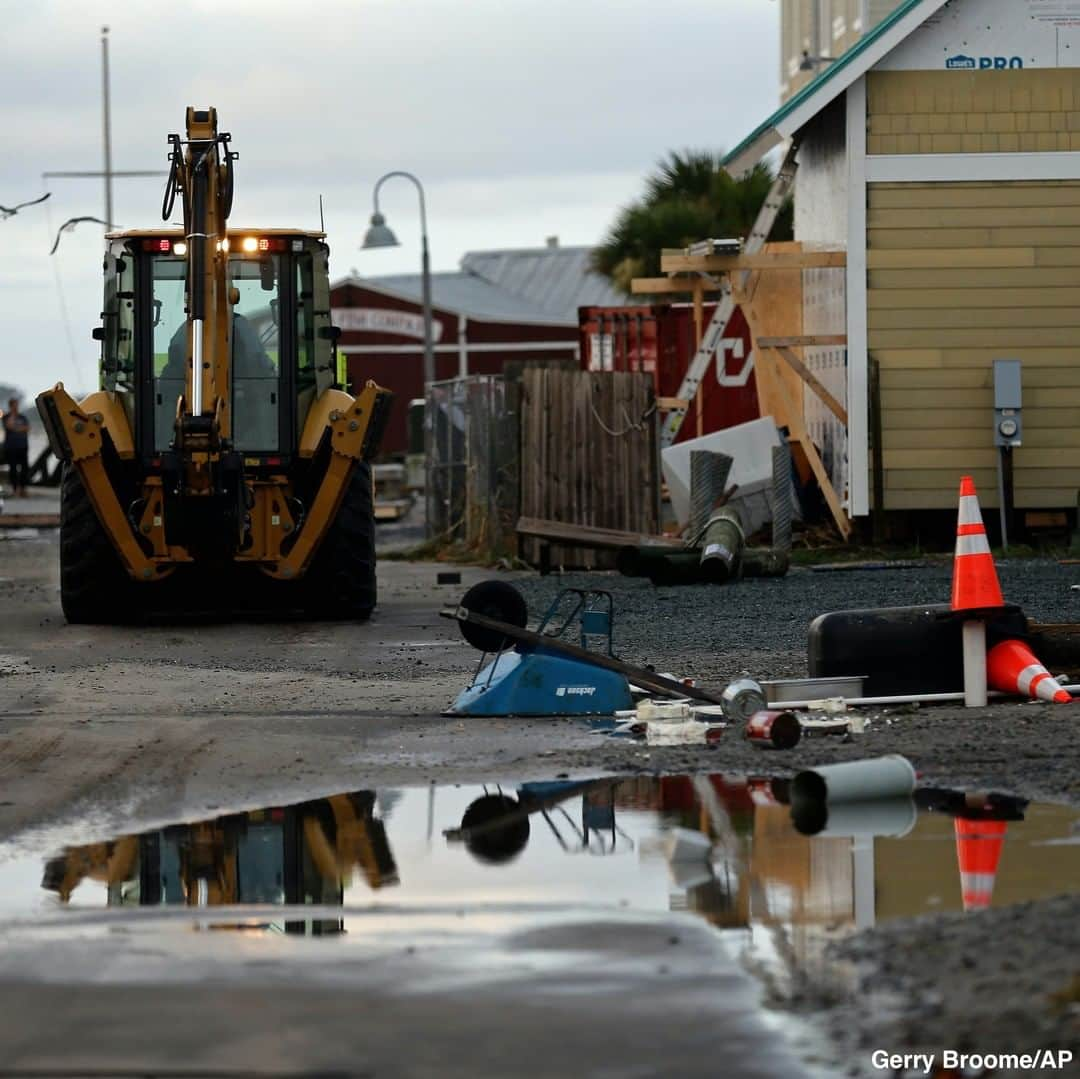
[10, 776, 1080, 992]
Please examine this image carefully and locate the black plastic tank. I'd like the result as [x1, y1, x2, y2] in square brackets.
[807, 603, 1028, 696]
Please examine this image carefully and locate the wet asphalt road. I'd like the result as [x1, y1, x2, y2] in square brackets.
[0, 530, 810, 1078]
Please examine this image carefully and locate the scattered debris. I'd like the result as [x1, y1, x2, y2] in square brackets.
[763, 675, 864, 704]
[800, 715, 868, 737]
[637, 699, 691, 722]
[745, 710, 801, 749]
[720, 677, 767, 721]
[646, 720, 724, 746]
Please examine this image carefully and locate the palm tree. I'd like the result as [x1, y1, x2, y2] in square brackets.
[593, 151, 793, 293]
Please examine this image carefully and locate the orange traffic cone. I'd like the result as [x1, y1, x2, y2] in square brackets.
[951, 476, 1004, 707]
[951, 476, 1004, 612]
[987, 638, 1071, 703]
[954, 817, 1007, 911]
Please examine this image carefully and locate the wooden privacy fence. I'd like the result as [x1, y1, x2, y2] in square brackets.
[519, 368, 660, 568]
[427, 375, 520, 557]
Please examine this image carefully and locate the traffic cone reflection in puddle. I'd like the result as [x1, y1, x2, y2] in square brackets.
[950, 476, 1005, 707]
[987, 638, 1071, 704]
[954, 817, 1008, 912]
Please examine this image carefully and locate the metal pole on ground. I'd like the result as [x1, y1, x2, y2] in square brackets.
[689, 450, 732, 544]
[771, 441, 793, 552]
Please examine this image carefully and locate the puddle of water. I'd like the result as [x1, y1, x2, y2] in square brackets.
[0, 776, 1076, 984]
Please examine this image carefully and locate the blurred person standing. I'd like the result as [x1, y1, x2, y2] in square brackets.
[3, 397, 30, 497]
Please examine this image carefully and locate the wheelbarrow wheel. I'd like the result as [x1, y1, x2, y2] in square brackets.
[457, 580, 528, 653]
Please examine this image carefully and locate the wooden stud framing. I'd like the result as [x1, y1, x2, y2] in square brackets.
[659, 250, 847, 274]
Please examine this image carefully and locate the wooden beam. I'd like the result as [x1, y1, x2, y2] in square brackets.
[773, 346, 849, 426]
[660, 250, 847, 274]
[756, 334, 848, 348]
[739, 307, 785, 427]
[693, 279, 704, 439]
[657, 396, 690, 410]
[630, 276, 725, 295]
[515, 516, 683, 551]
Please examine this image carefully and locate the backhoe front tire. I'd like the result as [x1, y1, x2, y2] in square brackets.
[59, 465, 137, 624]
[299, 461, 377, 621]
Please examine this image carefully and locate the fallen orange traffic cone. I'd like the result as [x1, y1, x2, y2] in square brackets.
[951, 476, 1004, 707]
[951, 476, 1004, 612]
[987, 638, 1071, 703]
[955, 817, 1007, 911]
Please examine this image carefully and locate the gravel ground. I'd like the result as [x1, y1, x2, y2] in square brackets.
[513, 560, 1080, 806]
[819, 894, 1080, 1077]
[516, 558, 1080, 685]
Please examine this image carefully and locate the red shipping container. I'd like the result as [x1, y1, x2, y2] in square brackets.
[578, 303, 759, 441]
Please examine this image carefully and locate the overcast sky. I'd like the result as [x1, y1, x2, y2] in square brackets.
[0, 0, 778, 399]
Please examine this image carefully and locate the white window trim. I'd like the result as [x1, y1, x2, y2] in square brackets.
[866, 151, 1080, 183]
[846, 76, 870, 518]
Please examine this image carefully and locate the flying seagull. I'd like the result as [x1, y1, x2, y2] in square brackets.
[50, 216, 116, 255]
[0, 192, 51, 219]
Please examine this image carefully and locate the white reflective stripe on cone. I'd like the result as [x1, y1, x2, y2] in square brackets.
[958, 495, 984, 527]
[960, 872, 997, 893]
[956, 532, 992, 557]
[1016, 664, 1048, 695]
[1035, 675, 1066, 702]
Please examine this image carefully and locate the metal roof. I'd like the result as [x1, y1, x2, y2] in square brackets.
[342, 245, 626, 325]
[722, 0, 949, 176]
[344, 271, 570, 325]
[460, 246, 626, 321]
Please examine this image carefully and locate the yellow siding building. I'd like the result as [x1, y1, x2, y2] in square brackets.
[729, 0, 1080, 528]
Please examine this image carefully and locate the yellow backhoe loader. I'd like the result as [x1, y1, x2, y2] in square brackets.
[36, 107, 392, 622]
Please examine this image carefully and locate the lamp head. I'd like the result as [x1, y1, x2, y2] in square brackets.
[362, 211, 399, 249]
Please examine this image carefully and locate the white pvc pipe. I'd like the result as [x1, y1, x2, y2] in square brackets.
[635, 681, 1080, 717]
[772, 692, 950, 708]
[792, 755, 917, 805]
[962, 619, 987, 707]
[771, 684, 1080, 708]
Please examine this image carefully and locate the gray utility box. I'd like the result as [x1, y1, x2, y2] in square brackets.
[993, 358, 1022, 448]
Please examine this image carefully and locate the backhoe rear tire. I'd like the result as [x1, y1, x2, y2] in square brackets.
[299, 461, 377, 621]
[59, 465, 137, 624]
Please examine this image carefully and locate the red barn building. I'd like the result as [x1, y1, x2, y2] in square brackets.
[334, 243, 624, 455]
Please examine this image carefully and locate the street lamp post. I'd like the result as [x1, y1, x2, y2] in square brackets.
[361, 171, 435, 391]
[362, 171, 436, 536]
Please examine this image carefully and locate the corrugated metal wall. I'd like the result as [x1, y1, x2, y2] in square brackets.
[867, 180, 1080, 510]
[868, 69, 1080, 155]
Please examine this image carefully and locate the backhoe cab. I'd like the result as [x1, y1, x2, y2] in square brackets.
[36, 107, 392, 622]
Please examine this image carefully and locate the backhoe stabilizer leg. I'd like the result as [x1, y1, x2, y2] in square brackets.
[35, 383, 160, 582]
[268, 381, 393, 580]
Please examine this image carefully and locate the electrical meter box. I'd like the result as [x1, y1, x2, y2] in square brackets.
[993, 359, 1022, 448]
